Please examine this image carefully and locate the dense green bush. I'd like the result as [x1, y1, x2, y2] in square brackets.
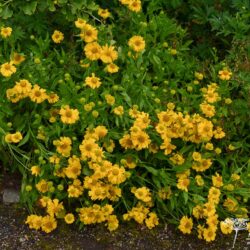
[0, 0, 249, 241]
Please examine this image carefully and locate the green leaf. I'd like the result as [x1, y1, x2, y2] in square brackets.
[22, 1, 38, 15]
[143, 165, 158, 176]
[1, 6, 13, 19]
[183, 192, 188, 204]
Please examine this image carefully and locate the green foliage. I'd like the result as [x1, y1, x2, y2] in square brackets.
[0, 0, 249, 240]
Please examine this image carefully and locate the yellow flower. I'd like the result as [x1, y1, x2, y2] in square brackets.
[132, 187, 152, 203]
[119, 0, 131, 5]
[128, 35, 145, 52]
[204, 89, 219, 103]
[4, 133, 13, 143]
[100, 45, 118, 64]
[192, 205, 204, 219]
[84, 42, 101, 61]
[203, 202, 216, 217]
[131, 130, 151, 150]
[1, 27, 12, 38]
[178, 216, 193, 234]
[208, 188, 220, 205]
[36, 179, 49, 193]
[31, 165, 41, 176]
[47, 93, 59, 104]
[213, 126, 225, 139]
[64, 213, 75, 224]
[218, 69, 232, 80]
[98, 8, 110, 19]
[158, 187, 172, 200]
[212, 172, 223, 188]
[107, 165, 126, 185]
[128, 0, 142, 12]
[53, 137, 72, 157]
[205, 142, 214, 151]
[107, 215, 119, 231]
[29, 84, 47, 103]
[105, 63, 119, 73]
[47, 199, 64, 217]
[80, 24, 98, 43]
[94, 125, 108, 140]
[79, 138, 100, 159]
[119, 134, 134, 149]
[59, 105, 79, 124]
[85, 73, 102, 89]
[220, 219, 233, 234]
[177, 177, 190, 192]
[41, 216, 57, 233]
[11, 52, 25, 65]
[0, 62, 16, 77]
[203, 227, 216, 242]
[5, 132, 23, 143]
[25, 215, 43, 230]
[105, 94, 115, 105]
[145, 212, 159, 229]
[14, 79, 32, 97]
[52, 30, 64, 43]
[194, 72, 204, 80]
[169, 153, 185, 165]
[231, 173, 240, 181]
[200, 102, 215, 118]
[113, 106, 124, 116]
[64, 156, 82, 179]
[75, 18, 87, 29]
[192, 152, 202, 161]
[192, 158, 212, 172]
[223, 198, 238, 212]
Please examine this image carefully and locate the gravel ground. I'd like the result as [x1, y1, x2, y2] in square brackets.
[0, 204, 249, 250]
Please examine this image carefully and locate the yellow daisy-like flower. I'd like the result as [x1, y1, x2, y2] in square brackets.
[25, 215, 43, 230]
[178, 216, 193, 234]
[128, 0, 142, 12]
[132, 187, 152, 203]
[203, 227, 216, 242]
[52, 30, 64, 44]
[0, 62, 16, 77]
[29, 84, 47, 103]
[1, 27, 12, 38]
[107, 215, 119, 231]
[177, 177, 190, 192]
[220, 219, 233, 234]
[11, 52, 25, 65]
[85, 73, 102, 89]
[75, 18, 87, 29]
[131, 130, 151, 150]
[128, 35, 145, 52]
[59, 105, 79, 124]
[41, 216, 57, 233]
[218, 69, 232, 80]
[53, 137, 72, 157]
[80, 24, 98, 43]
[145, 212, 159, 229]
[31, 165, 41, 176]
[84, 42, 101, 61]
[105, 63, 119, 73]
[98, 8, 111, 19]
[113, 106, 124, 116]
[36, 179, 49, 193]
[47, 92, 59, 104]
[100, 44, 118, 64]
[64, 213, 75, 224]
